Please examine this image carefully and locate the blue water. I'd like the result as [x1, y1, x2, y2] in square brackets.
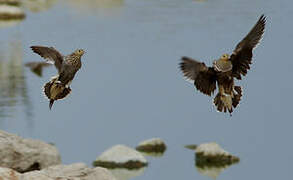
[0, 0, 292, 179]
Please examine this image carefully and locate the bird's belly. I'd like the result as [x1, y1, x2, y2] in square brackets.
[218, 74, 234, 94]
[50, 84, 65, 99]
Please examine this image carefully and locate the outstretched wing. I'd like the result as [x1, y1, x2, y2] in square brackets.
[180, 56, 217, 96]
[230, 15, 266, 80]
[31, 46, 64, 73]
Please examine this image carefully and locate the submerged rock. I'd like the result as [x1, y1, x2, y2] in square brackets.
[136, 138, 166, 157]
[186, 142, 239, 179]
[93, 145, 148, 169]
[0, 130, 61, 173]
[184, 144, 198, 150]
[0, 4, 25, 20]
[195, 142, 239, 166]
[0, 163, 117, 180]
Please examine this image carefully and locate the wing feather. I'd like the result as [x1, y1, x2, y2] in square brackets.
[31, 46, 64, 73]
[230, 15, 266, 79]
[180, 56, 217, 96]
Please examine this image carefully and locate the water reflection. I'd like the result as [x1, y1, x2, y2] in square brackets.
[22, 0, 58, 13]
[0, 3, 25, 28]
[108, 167, 145, 180]
[62, 0, 124, 15]
[195, 155, 239, 179]
[25, 61, 52, 77]
[0, 41, 32, 120]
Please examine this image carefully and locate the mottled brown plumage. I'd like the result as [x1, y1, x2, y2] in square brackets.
[31, 46, 85, 109]
[180, 15, 266, 114]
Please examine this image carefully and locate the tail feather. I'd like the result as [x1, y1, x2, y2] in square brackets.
[43, 78, 72, 110]
[214, 86, 243, 114]
[43, 81, 52, 100]
[214, 93, 233, 114]
[232, 86, 242, 108]
[49, 100, 54, 110]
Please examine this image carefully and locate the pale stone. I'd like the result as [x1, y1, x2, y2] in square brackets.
[196, 142, 230, 156]
[23, 163, 117, 180]
[137, 138, 166, 147]
[136, 138, 166, 157]
[94, 145, 147, 169]
[0, 167, 21, 180]
[0, 130, 61, 172]
[0, 164, 117, 180]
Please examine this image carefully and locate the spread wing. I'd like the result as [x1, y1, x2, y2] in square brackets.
[31, 46, 64, 73]
[230, 15, 266, 80]
[180, 56, 217, 96]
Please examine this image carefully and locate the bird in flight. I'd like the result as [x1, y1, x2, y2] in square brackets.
[179, 15, 266, 115]
[31, 46, 85, 109]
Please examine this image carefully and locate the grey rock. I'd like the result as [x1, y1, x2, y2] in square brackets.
[136, 138, 166, 157]
[195, 142, 239, 166]
[0, 163, 117, 180]
[23, 163, 117, 180]
[0, 167, 21, 180]
[93, 145, 147, 169]
[0, 130, 61, 172]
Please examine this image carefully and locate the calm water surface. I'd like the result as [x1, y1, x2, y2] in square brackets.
[0, 0, 292, 179]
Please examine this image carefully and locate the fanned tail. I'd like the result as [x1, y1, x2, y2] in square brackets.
[43, 77, 72, 110]
[214, 93, 233, 114]
[214, 86, 242, 115]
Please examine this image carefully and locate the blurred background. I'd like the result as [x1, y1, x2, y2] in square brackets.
[0, 0, 292, 179]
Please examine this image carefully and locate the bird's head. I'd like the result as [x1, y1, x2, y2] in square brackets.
[220, 54, 230, 61]
[74, 49, 85, 57]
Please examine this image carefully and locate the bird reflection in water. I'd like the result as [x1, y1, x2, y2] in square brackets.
[25, 61, 52, 77]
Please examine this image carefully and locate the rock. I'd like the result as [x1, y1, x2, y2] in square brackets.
[136, 138, 166, 157]
[0, 4, 25, 20]
[0, 167, 21, 179]
[23, 163, 117, 180]
[0, 130, 61, 172]
[195, 142, 239, 166]
[0, 163, 117, 180]
[184, 144, 198, 150]
[93, 145, 147, 169]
